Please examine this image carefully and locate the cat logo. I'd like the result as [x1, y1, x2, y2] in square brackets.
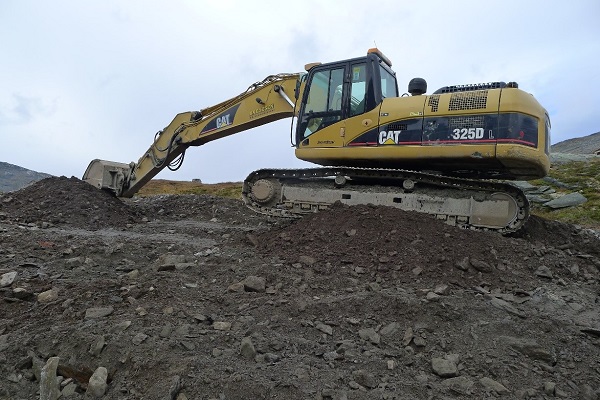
[378, 130, 402, 145]
[216, 114, 232, 128]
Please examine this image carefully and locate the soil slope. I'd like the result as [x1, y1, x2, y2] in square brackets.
[0, 177, 599, 399]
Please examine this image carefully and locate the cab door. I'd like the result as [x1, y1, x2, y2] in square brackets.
[296, 66, 346, 147]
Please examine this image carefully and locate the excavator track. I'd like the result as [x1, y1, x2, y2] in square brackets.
[242, 168, 529, 233]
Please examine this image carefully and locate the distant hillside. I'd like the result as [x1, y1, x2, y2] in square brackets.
[552, 131, 600, 154]
[0, 162, 52, 193]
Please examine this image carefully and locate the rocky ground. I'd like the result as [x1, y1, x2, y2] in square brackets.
[1, 176, 599, 400]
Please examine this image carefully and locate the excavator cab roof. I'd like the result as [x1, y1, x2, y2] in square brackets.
[305, 48, 392, 72]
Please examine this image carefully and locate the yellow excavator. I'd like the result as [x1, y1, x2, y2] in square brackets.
[83, 48, 551, 233]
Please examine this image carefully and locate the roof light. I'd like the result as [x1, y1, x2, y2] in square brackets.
[367, 48, 392, 67]
[304, 62, 321, 71]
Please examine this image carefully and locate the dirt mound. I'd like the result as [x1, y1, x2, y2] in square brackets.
[0, 176, 137, 229]
[258, 203, 600, 292]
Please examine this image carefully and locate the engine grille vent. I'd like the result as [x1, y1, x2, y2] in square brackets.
[448, 90, 488, 111]
[387, 123, 408, 131]
[428, 95, 440, 112]
[448, 115, 485, 129]
[434, 82, 506, 94]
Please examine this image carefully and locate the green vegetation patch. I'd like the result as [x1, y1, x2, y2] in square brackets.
[136, 180, 242, 199]
[530, 159, 600, 228]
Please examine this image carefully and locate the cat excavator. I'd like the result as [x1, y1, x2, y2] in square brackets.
[83, 48, 551, 233]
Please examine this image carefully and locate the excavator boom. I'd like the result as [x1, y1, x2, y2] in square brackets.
[84, 73, 302, 197]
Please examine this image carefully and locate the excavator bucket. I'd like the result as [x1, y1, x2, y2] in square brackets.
[82, 159, 132, 197]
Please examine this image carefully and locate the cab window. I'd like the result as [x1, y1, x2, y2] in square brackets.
[350, 63, 367, 116]
[301, 67, 344, 137]
[380, 65, 398, 98]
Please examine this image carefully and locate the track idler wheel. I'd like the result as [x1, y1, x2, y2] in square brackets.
[250, 179, 281, 207]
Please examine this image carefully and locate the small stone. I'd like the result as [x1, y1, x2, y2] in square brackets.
[440, 376, 474, 395]
[535, 265, 553, 279]
[86, 367, 108, 398]
[0, 271, 17, 287]
[158, 254, 187, 268]
[246, 233, 259, 246]
[544, 192, 587, 209]
[240, 337, 256, 360]
[348, 381, 361, 390]
[433, 284, 449, 295]
[299, 255, 317, 266]
[243, 276, 266, 292]
[29, 351, 44, 381]
[479, 377, 509, 394]
[112, 320, 132, 333]
[89, 335, 105, 357]
[168, 375, 183, 400]
[213, 321, 232, 331]
[387, 360, 396, 370]
[402, 327, 414, 346]
[180, 341, 195, 351]
[426, 291, 441, 301]
[126, 269, 139, 279]
[321, 389, 348, 400]
[431, 357, 458, 378]
[136, 307, 147, 316]
[359, 328, 380, 344]
[455, 257, 470, 271]
[346, 229, 357, 236]
[316, 322, 333, 335]
[39, 357, 60, 400]
[352, 369, 377, 389]
[470, 259, 493, 273]
[501, 336, 555, 364]
[380, 322, 399, 336]
[261, 353, 280, 363]
[12, 287, 33, 300]
[85, 306, 114, 319]
[132, 333, 148, 345]
[160, 324, 173, 338]
[490, 297, 526, 318]
[212, 348, 223, 357]
[61, 382, 77, 397]
[37, 289, 59, 303]
[412, 267, 423, 276]
[543, 382, 556, 396]
[227, 282, 244, 292]
[445, 354, 460, 365]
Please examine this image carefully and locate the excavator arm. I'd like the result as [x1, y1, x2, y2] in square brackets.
[83, 73, 302, 197]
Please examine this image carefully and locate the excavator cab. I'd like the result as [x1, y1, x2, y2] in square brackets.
[295, 49, 396, 146]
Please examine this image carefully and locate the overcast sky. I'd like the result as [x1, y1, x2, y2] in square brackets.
[1, 1, 599, 183]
